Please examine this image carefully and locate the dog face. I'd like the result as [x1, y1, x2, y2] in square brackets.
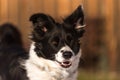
[29, 5, 85, 68]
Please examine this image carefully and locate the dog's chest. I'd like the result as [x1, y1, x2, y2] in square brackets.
[25, 62, 56, 80]
[24, 56, 79, 80]
[25, 64, 77, 80]
[24, 57, 79, 80]
[25, 60, 69, 80]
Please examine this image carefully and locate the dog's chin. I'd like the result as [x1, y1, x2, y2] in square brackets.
[56, 60, 72, 68]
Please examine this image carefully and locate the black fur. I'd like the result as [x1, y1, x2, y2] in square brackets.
[0, 5, 85, 80]
[30, 5, 85, 60]
[0, 23, 28, 80]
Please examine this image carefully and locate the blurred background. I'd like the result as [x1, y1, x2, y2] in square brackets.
[0, 0, 120, 80]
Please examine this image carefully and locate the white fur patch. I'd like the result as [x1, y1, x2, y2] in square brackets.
[23, 42, 81, 80]
[76, 19, 86, 29]
[55, 45, 74, 62]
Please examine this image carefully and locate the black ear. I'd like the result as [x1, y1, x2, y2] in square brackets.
[64, 5, 84, 25]
[29, 13, 55, 41]
[30, 13, 55, 32]
[64, 5, 85, 30]
[64, 5, 85, 38]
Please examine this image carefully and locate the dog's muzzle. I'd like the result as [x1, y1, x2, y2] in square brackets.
[56, 51, 73, 68]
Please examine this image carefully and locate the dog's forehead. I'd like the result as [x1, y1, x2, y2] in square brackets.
[51, 23, 73, 36]
[56, 22, 74, 31]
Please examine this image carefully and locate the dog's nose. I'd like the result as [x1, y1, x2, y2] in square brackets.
[63, 51, 73, 59]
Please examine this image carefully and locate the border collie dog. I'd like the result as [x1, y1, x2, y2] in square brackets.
[25, 5, 85, 80]
[0, 5, 85, 80]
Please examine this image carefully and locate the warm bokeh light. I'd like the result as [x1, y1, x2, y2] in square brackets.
[0, 0, 120, 80]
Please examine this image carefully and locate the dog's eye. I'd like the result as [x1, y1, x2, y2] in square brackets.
[66, 35, 73, 43]
[52, 41, 58, 46]
[51, 37, 59, 47]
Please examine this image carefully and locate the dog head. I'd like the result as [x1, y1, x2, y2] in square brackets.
[29, 5, 85, 68]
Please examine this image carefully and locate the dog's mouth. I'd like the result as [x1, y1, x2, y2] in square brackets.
[56, 60, 72, 68]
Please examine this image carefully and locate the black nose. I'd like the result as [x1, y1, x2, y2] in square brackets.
[63, 51, 73, 59]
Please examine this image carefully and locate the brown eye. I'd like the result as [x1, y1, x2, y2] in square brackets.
[66, 34, 73, 43]
[52, 41, 58, 46]
[51, 37, 59, 47]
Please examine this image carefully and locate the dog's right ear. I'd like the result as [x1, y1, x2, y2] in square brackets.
[29, 13, 55, 41]
[30, 13, 55, 32]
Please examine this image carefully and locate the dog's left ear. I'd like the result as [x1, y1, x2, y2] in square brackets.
[64, 5, 85, 37]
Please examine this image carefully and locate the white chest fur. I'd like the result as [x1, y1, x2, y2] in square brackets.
[24, 43, 81, 80]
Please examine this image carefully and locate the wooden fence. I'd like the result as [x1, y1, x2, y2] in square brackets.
[0, 0, 120, 72]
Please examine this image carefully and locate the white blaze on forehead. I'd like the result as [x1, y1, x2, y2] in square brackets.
[60, 45, 73, 52]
